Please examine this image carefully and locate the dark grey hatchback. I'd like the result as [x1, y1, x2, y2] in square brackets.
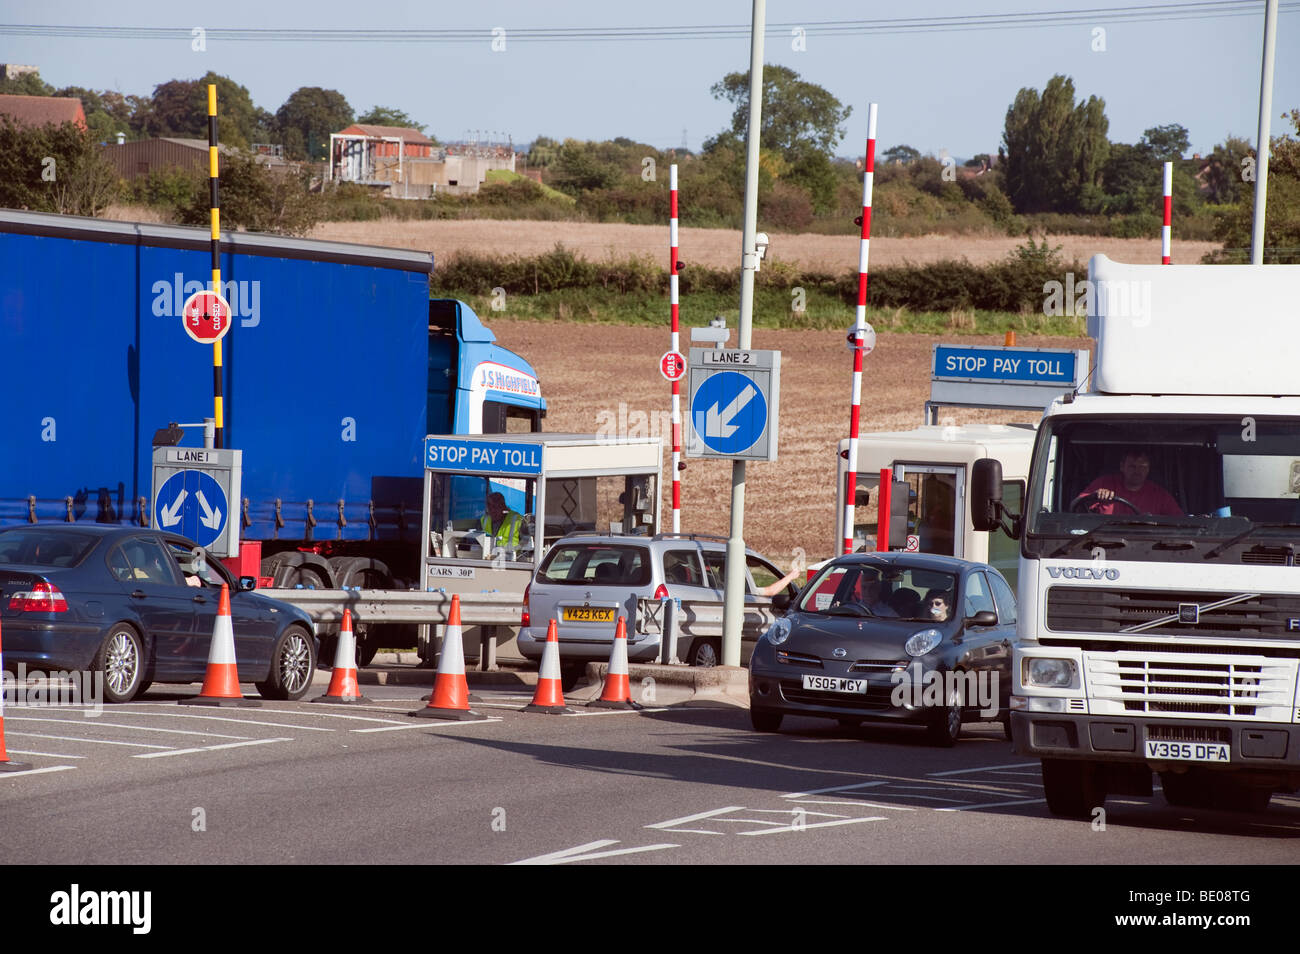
[0, 524, 318, 702]
[748, 553, 1017, 746]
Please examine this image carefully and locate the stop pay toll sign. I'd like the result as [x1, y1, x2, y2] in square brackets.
[659, 350, 686, 382]
[181, 290, 233, 344]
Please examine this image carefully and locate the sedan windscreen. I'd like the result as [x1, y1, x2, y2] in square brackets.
[799, 565, 958, 622]
[0, 529, 98, 568]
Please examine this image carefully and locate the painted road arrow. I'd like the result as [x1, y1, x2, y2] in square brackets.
[705, 383, 756, 439]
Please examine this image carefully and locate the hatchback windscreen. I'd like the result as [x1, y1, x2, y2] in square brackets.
[537, 544, 651, 586]
[0, 529, 97, 567]
[799, 565, 958, 621]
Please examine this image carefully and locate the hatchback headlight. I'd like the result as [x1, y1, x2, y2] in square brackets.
[904, 629, 942, 657]
[764, 617, 792, 646]
[1024, 657, 1078, 689]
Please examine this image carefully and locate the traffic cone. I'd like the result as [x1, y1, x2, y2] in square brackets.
[311, 609, 370, 704]
[523, 619, 570, 714]
[181, 584, 260, 707]
[588, 616, 642, 710]
[0, 619, 32, 772]
[409, 594, 486, 721]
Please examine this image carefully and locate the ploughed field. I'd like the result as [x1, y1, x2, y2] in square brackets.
[490, 319, 1088, 566]
[310, 218, 1217, 270]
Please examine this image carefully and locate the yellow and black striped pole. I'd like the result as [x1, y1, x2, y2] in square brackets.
[208, 83, 224, 449]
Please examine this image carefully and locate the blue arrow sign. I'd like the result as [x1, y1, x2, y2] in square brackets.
[154, 471, 228, 547]
[691, 370, 768, 455]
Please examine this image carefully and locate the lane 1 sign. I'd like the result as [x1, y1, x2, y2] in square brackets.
[659, 350, 686, 382]
[181, 290, 233, 344]
[154, 470, 228, 548]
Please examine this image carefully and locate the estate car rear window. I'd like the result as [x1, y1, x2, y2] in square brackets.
[537, 544, 651, 586]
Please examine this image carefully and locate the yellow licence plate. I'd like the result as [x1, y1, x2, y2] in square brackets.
[562, 607, 615, 623]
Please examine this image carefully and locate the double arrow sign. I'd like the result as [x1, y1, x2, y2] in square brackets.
[158, 488, 223, 530]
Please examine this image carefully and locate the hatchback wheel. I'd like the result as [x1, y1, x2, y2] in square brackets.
[256, 626, 316, 701]
[94, 624, 145, 703]
[925, 684, 963, 747]
[750, 707, 783, 732]
[688, 638, 720, 668]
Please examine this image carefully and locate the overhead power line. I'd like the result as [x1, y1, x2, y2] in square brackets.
[1, 2, 1296, 44]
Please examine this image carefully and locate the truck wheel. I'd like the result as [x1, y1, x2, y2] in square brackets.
[256, 626, 317, 701]
[1212, 777, 1272, 814]
[1041, 758, 1107, 819]
[1160, 771, 1207, 808]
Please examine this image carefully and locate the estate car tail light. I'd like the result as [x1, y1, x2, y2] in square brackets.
[521, 582, 530, 627]
[653, 583, 669, 601]
[8, 581, 68, 613]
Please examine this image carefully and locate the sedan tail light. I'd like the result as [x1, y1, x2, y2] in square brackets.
[9, 582, 68, 613]
[521, 582, 530, 627]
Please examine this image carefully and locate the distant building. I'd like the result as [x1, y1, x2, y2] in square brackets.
[1, 64, 40, 81]
[0, 93, 86, 130]
[328, 125, 516, 198]
[101, 138, 290, 182]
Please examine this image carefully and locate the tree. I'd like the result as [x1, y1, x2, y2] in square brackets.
[705, 65, 850, 213]
[275, 87, 353, 161]
[1210, 109, 1300, 263]
[0, 117, 119, 216]
[882, 144, 921, 165]
[1138, 123, 1190, 161]
[1000, 75, 1109, 214]
[1202, 135, 1254, 204]
[0, 70, 55, 97]
[141, 73, 265, 147]
[179, 150, 321, 235]
[356, 105, 427, 135]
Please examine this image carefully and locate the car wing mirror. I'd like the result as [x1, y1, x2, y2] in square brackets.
[966, 610, 998, 627]
[239, 575, 258, 591]
[771, 593, 791, 615]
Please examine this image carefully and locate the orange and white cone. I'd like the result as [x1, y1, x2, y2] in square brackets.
[410, 594, 486, 721]
[311, 608, 370, 704]
[588, 616, 641, 710]
[0, 619, 32, 772]
[181, 584, 260, 707]
[523, 619, 570, 714]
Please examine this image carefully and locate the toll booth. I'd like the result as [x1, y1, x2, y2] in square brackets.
[419, 433, 662, 664]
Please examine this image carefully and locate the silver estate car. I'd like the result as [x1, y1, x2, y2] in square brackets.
[518, 533, 799, 667]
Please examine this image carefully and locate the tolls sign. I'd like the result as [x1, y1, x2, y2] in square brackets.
[181, 290, 233, 344]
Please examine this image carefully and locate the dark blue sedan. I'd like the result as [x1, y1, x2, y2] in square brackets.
[748, 553, 1017, 746]
[0, 525, 318, 702]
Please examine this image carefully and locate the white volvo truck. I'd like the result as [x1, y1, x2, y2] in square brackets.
[972, 255, 1300, 817]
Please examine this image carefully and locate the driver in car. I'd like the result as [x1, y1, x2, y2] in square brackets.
[1076, 448, 1183, 516]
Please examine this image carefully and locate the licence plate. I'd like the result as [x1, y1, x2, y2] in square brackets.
[802, 675, 867, 694]
[1144, 740, 1231, 763]
[562, 607, 615, 623]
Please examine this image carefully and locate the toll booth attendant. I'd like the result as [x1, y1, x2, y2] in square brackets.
[481, 492, 523, 548]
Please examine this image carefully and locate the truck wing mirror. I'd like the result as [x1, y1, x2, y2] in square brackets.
[971, 458, 1005, 533]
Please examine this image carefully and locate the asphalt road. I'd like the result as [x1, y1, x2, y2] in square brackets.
[3, 682, 1297, 870]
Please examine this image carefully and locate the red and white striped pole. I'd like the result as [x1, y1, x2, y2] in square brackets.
[669, 162, 682, 533]
[1161, 161, 1172, 264]
[843, 103, 877, 555]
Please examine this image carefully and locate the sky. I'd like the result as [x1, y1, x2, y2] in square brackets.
[2, 1, 1297, 159]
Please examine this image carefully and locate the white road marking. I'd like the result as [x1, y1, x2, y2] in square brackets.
[353, 717, 503, 733]
[133, 737, 292, 759]
[561, 707, 667, 717]
[791, 799, 917, 811]
[7, 732, 171, 750]
[74, 709, 335, 732]
[647, 807, 745, 829]
[739, 816, 886, 836]
[927, 762, 1036, 777]
[511, 839, 679, 865]
[5, 748, 87, 759]
[0, 765, 77, 777]
[7, 716, 250, 740]
[936, 797, 1047, 812]
[255, 707, 418, 724]
[782, 781, 888, 798]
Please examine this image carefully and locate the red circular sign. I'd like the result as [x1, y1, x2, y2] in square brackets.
[659, 350, 686, 382]
[181, 290, 233, 344]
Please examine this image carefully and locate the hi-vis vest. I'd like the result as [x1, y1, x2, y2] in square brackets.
[480, 511, 522, 547]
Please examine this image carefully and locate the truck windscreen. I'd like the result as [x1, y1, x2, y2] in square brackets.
[1024, 416, 1300, 559]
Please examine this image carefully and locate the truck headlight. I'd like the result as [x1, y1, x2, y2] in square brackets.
[904, 629, 942, 657]
[1024, 657, 1078, 689]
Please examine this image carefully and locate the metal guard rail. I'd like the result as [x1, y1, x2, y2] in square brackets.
[258, 588, 525, 627]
